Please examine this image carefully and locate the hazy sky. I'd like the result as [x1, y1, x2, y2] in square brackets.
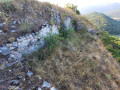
[39, 0, 120, 10]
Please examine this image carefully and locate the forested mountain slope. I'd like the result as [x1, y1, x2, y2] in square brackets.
[86, 12, 120, 34]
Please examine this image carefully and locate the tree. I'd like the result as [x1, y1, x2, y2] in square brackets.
[65, 3, 80, 15]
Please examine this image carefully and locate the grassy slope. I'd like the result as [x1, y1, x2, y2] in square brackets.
[0, 0, 120, 90]
[24, 29, 120, 90]
[85, 12, 120, 35]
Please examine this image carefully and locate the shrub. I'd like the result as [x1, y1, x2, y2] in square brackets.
[35, 28, 76, 60]
[20, 21, 31, 33]
[59, 28, 75, 42]
[8, 37, 15, 43]
[36, 33, 63, 60]
[44, 33, 63, 52]
[1, 0, 16, 12]
[0, 12, 6, 19]
[50, 17, 54, 26]
[65, 3, 80, 15]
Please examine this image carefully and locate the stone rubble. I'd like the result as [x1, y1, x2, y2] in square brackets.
[0, 30, 2, 33]
[8, 80, 19, 85]
[0, 47, 11, 55]
[42, 81, 51, 88]
[51, 87, 57, 90]
[0, 8, 97, 89]
[64, 17, 72, 30]
[87, 28, 96, 34]
[0, 23, 3, 27]
[27, 70, 33, 77]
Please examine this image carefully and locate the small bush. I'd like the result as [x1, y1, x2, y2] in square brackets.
[59, 28, 75, 42]
[8, 37, 15, 43]
[20, 21, 31, 33]
[44, 33, 63, 52]
[65, 3, 80, 15]
[35, 28, 76, 60]
[0, 12, 6, 19]
[36, 33, 63, 60]
[1, 1, 16, 12]
[50, 17, 54, 26]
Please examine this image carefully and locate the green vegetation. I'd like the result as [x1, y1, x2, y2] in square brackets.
[38, 28, 76, 60]
[24, 28, 101, 89]
[85, 12, 120, 35]
[100, 31, 120, 62]
[8, 37, 15, 43]
[44, 33, 63, 53]
[65, 3, 80, 15]
[1, 0, 16, 12]
[50, 17, 54, 26]
[0, 0, 12, 3]
[111, 34, 120, 38]
[20, 21, 32, 33]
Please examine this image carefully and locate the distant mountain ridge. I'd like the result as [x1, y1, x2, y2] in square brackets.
[106, 8, 120, 18]
[85, 12, 120, 34]
[81, 3, 120, 14]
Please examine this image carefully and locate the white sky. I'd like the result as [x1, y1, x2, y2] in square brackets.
[38, 0, 120, 10]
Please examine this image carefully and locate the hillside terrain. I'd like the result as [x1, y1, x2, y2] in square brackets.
[81, 3, 120, 14]
[85, 12, 120, 35]
[0, 0, 120, 90]
[106, 8, 120, 19]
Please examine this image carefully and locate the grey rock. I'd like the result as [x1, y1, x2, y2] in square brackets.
[0, 24, 59, 63]
[9, 70, 13, 75]
[0, 32, 6, 35]
[0, 30, 3, 33]
[0, 58, 8, 70]
[9, 70, 12, 72]
[23, 78, 25, 81]
[36, 12, 42, 16]
[38, 88, 42, 90]
[0, 47, 11, 55]
[51, 9, 60, 25]
[0, 80, 4, 83]
[11, 30, 17, 33]
[8, 80, 19, 85]
[4, 60, 18, 68]
[9, 47, 16, 50]
[6, 44, 13, 48]
[51, 87, 57, 90]
[42, 81, 51, 88]
[17, 76, 22, 79]
[0, 23, 3, 27]
[12, 42, 18, 47]
[27, 70, 33, 77]
[11, 25, 16, 29]
[13, 21, 17, 24]
[75, 22, 82, 30]
[87, 28, 96, 34]
[8, 54, 16, 61]
[64, 17, 72, 30]
[18, 20, 21, 24]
